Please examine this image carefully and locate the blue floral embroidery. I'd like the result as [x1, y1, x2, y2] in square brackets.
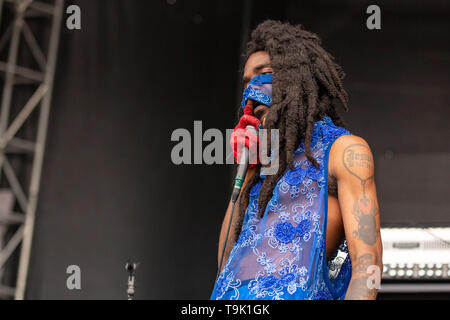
[268, 201, 287, 215]
[237, 228, 251, 244]
[210, 114, 352, 301]
[296, 219, 312, 238]
[279, 273, 295, 285]
[306, 164, 322, 180]
[259, 275, 278, 289]
[313, 289, 333, 300]
[250, 180, 263, 197]
[289, 186, 300, 198]
[274, 222, 296, 243]
[236, 226, 255, 246]
[215, 271, 242, 300]
[284, 167, 307, 186]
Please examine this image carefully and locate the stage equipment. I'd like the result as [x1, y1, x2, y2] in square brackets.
[380, 227, 450, 293]
[0, 0, 64, 299]
[125, 260, 138, 300]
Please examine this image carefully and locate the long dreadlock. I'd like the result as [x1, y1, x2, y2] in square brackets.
[233, 20, 349, 242]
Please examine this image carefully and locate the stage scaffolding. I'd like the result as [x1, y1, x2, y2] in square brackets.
[0, 0, 63, 299]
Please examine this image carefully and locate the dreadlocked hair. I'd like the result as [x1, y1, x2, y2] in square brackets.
[233, 20, 349, 242]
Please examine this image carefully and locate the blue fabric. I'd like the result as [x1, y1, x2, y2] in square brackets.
[210, 115, 353, 300]
[241, 74, 273, 109]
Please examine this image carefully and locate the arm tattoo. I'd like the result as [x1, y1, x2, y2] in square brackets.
[352, 197, 378, 245]
[346, 276, 378, 300]
[346, 253, 378, 300]
[342, 143, 374, 198]
[342, 144, 379, 246]
[352, 253, 373, 274]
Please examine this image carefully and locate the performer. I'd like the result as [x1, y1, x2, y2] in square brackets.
[210, 20, 382, 300]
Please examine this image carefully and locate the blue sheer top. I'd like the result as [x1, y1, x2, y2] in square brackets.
[210, 115, 352, 300]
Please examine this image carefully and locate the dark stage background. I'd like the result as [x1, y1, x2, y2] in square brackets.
[24, 0, 449, 299]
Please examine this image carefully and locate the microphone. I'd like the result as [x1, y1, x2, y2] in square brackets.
[125, 260, 138, 300]
[231, 125, 258, 204]
[216, 125, 257, 278]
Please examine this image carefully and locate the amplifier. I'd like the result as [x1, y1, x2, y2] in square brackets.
[381, 227, 450, 280]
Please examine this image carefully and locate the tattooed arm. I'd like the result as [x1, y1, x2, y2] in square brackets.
[329, 135, 383, 300]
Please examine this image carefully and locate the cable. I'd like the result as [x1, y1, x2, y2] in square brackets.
[216, 199, 238, 279]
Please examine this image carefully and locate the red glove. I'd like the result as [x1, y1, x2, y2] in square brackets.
[230, 104, 261, 167]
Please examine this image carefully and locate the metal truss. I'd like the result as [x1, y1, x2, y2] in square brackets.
[0, 0, 63, 299]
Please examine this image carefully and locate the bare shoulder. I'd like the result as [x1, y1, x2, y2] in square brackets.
[328, 135, 374, 179]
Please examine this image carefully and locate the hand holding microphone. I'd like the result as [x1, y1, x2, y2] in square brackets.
[230, 102, 261, 168]
[229, 101, 261, 204]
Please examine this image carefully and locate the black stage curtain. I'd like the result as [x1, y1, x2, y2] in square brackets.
[27, 0, 245, 299]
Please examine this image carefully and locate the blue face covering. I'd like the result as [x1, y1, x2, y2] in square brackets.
[241, 73, 273, 109]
